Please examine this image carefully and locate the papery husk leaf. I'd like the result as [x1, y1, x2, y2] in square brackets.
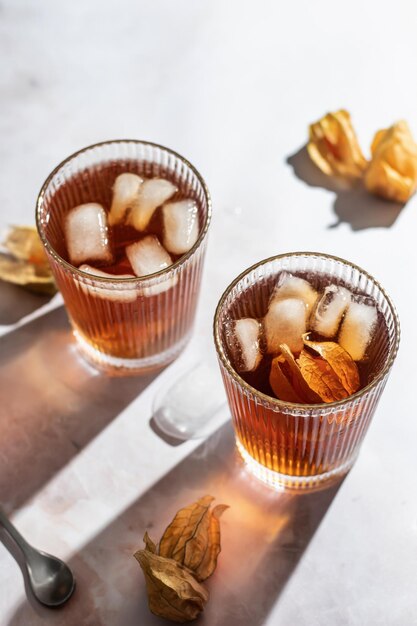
[279, 344, 322, 403]
[0, 255, 56, 295]
[307, 110, 367, 179]
[192, 504, 229, 582]
[364, 120, 417, 202]
[159, 495, 214, 566]
[0, 226, 56, 295]
[298, 350, 350, 403]
[134, 549, 208, 623]
[3, 226, 48, 264]
[143, 531, 157, 554]
[302, 335, 360, 395]
[269, 356, 304, 403]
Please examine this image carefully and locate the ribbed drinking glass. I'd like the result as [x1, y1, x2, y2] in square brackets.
[37, 140, 211, 375]
[214, 252, 400, 490]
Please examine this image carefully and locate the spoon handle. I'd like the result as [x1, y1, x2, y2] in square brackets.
[0, 509, 33, 556]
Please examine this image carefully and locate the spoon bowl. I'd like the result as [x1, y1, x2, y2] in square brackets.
[0, 509, 75, 608]
[26, 548, 76, 607]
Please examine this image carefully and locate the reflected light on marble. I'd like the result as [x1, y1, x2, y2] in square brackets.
[22, 329, 100, 399]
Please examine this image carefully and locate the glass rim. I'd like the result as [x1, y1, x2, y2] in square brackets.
[213, 251, 401, 411]
[35, 138, 212, 284]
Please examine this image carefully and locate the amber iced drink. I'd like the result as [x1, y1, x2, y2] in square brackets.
[36, 141, 211, 374]
[214, 253, 400, 490]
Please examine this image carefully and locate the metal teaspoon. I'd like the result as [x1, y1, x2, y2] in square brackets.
[0, 509, 75, 607]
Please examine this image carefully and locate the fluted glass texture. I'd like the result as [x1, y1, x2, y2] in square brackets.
[214, 253, 400, 490]
[37, 140, 211, 374]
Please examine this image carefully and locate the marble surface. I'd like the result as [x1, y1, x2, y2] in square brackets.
[0, 1, 416, 624]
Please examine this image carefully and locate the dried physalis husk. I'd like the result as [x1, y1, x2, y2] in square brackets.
[134, 548, 209, 623]
[159, 495, 229, 582]
[269, 355, 304, 403]
[302, 335, 360, 395]
[135, 496, 228, 622]
[364, 120, 417, 203]
[0, 226, 56, 295]
[269, 340, 360, 404]
[278, 344, 322, 403]
[297, 350, 350, 403]
[143, 531, 157, 554]
[308, 110, 367, 179]
[297, 336, 361, 403]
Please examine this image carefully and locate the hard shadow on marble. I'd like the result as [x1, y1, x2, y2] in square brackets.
[287, 146, 404, 231]
[148, 416, 185, 447]
[0, 305, 160, 514]
[0, 280, 54, 325]
[8, 422, 344, 626]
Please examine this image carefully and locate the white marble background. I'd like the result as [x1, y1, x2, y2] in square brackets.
[0, 1, 416, 624]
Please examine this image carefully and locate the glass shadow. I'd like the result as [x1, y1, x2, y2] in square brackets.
[7, 422, 344, 626]
[0, 306, 161, 514]
[287, 145, 404, 231]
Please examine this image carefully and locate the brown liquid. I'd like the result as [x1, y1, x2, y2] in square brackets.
[43, 161, 204, 362]
[222, 271, 389, 478]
